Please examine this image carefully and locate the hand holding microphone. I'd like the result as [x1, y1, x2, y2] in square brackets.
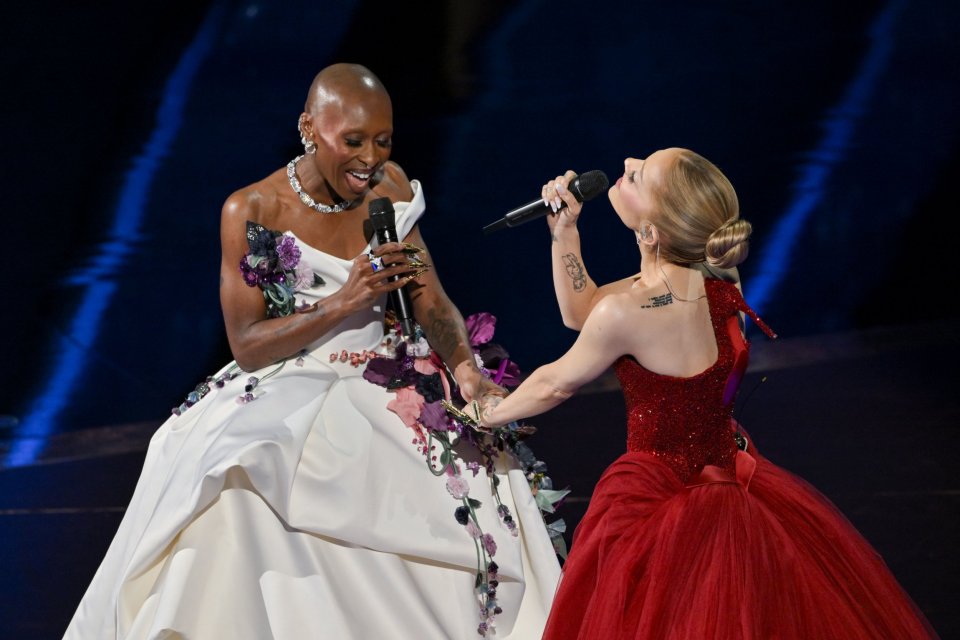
[483, 169, 609, 234]
[543, 170, 592, 233]
[368, 197, 427, 338]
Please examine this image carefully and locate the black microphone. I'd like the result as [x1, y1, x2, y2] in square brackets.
[368, 197, 416, 338]
[482, 170, 609, 234]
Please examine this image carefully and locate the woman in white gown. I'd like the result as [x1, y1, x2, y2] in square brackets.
[64, 63, 560, 640]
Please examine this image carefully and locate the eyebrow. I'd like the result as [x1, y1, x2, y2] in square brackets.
[639, 161, 645, 183]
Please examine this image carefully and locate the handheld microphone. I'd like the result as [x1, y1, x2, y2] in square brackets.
[482, 170, 609, 234]
[368, 197, 416, 338]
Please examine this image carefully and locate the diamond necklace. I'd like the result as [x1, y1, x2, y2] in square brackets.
[286, 154, 352, 214]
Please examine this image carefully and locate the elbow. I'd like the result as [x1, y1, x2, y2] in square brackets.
[231, 348, 263, 373]
[549, 385, 575, 403]
[227, 334, 270, 372]
[560, 313, 584, 331]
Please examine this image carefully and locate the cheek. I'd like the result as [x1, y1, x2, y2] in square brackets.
[608, 190, 630, 223]
[320, 143, 353, 165]
[611, 188, 647, 227]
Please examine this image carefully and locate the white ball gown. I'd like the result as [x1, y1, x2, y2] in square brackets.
[64, 181, 561, 639]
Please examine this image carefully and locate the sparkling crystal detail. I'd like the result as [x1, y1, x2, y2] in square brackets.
[286, 154, 353, 214]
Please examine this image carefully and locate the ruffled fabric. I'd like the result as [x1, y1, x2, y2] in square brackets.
[543, 439, 937, 639]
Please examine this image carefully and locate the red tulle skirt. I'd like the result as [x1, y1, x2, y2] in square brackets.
[542, 444, 939, 639]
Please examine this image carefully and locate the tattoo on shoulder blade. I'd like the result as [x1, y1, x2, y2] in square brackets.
[562, 253, 587, 292]
[640, 292, 673, 309]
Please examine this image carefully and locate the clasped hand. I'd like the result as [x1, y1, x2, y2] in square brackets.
[475, 393, 505, 432]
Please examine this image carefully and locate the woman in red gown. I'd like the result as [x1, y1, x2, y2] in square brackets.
[479, 148, 938, 639]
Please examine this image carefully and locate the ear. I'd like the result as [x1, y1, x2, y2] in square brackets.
[638, 223, 657, 246]
[647, 224, 660, 245]
[298, 112, 313, 137]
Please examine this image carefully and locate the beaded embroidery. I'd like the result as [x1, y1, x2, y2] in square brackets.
[615, 279, 776, 483]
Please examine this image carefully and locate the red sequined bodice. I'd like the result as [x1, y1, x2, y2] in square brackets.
[613, 279, 775, 483]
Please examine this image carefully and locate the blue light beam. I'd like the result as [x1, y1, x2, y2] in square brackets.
[5, 4, 224, 468]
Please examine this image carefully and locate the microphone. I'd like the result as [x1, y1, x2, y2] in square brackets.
[483, 170, 609, 234]
[368, 197, 416, 338]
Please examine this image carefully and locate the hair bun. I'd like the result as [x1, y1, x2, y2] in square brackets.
[705, 219, 752, 269]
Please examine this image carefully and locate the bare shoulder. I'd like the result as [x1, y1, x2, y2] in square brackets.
[595, 286, 679, 338]
[219, 173, 287, 260]
[221, 173, 285, 227]
[597, 275, 639, 298]
[585, 291, 635, 328]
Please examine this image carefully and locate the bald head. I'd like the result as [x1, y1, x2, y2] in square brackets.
[304, 63, 390, 115]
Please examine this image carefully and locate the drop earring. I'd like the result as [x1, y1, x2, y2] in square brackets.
[298, 116, 316, 154]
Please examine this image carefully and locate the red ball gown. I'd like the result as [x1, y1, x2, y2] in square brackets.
[542, 279, 938, 639]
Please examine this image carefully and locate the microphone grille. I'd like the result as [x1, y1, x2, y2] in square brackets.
[574, 170, 610, 202]
[368, 196, 396, 230]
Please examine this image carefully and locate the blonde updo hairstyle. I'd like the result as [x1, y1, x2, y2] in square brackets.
[651, 149, 751, 270]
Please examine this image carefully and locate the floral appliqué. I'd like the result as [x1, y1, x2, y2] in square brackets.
[171, 223, 316, 414]
[240, 221, 324, 319]
[362, 312, 569, 637]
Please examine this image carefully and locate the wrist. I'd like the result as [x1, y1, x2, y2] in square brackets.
[453, 358, 480, 383]
[480, 395, 505, 428]
[551, 223, 579, 241]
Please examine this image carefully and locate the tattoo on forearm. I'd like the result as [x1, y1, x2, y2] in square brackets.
[562, 253, 587, 292]
[426, 307, 465, 362]
[640, 293, 673, 308]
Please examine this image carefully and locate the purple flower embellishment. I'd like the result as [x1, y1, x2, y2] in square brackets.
[362, 354, 399, 387]
[446, 474, 471, 499]
[420, 400, 453, 432]
[466, 312, 497, 346]
[464, 312, 521, 387]
[481, 533, 497, 556]
[239, 222, 324, 318]
[465, 521, 481, 539]
[239, 260, 260, 287]
[276, 235, 302, 271]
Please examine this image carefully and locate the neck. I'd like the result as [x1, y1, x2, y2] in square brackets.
[296, 155, 340, 205]
[639, 245, 704, 302]
[638, 245, 660, 282]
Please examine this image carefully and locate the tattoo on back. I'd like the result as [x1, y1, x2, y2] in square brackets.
[562, 253, 587, 292]
[640, 292, 673, 308]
